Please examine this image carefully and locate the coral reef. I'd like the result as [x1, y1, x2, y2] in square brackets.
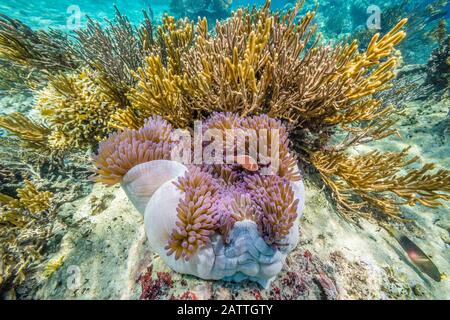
[0, 0, 449, 297]
[0, 181, 53, 292]
[35, 70, 122, 150]
[0, 112, 50, 149]
[0, 0, 443, 231]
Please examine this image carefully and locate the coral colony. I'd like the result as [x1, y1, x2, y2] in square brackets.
[0, 0, 449, 291]
[2, 0, 449, 218]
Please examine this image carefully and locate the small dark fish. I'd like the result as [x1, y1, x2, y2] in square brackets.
[384, 225, 443, 282]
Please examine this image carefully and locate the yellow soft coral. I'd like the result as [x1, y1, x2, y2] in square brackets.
[0, 112, 50, 149]
[1, 181, 52, 215]
[16, 180, 52, 214]
[0, 182, 53, 290]
[128, 56, 193, 128]
[36, 70, 122, 149]
[311, 149, 450, 218]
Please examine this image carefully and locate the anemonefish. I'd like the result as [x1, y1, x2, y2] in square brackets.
[236, 155, 259, 172]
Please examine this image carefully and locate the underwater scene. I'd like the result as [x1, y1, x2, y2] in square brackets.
[0, 0, 448, 301]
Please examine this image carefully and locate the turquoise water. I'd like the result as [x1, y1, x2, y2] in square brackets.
[0, 0, 448, 63]
[0, 0, 297, 29]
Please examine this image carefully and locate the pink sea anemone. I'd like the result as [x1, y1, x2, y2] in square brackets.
[91, 116, 174, 185]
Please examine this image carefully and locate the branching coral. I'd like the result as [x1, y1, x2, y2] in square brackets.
[127, 16, 196, 128]
[311, 149, 450, 218]
[15, 180, 53, 214]
[0, 8, 156, 146]
[72, 7, 154, 106]
[0, 202, 49, 291]
[0, 135, 87, 191]
[0, 181, 53, 292]
[0, 14, 77, 72]
[128, 55, 193, 128]
[0, 180, 53, 215]
[91, 116, 174, 185]
[0, 112, 51, 149]
[127, 0, 406, 149]
[35, 70, 122, 150]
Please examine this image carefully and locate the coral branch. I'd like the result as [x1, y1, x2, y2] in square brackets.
[311, 148, 450, 218]
[0, 112, 50, 149]
[0, 14, 77, 72]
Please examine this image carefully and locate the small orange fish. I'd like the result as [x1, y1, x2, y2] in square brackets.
[236, 155, 259, 172]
